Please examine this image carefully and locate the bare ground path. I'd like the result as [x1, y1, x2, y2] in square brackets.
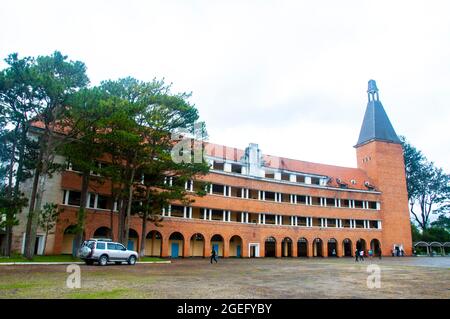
[0, 257, 449, 299]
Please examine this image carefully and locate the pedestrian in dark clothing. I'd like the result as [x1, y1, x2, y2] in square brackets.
[355, 249, 359, 262]
[378, 248, 382, 260]
[210, 249, 218, 264]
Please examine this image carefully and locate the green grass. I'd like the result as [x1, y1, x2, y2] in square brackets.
[0, 254, 81, 263]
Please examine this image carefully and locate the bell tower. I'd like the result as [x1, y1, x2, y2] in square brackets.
[355, 80, 412, 255]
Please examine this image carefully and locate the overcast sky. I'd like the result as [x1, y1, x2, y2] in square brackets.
[1, 0, 449, 172]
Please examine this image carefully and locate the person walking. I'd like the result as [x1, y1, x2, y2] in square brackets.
[368, 249, 373, 260]
[359, 249, 365, 261]
[210, 249, 218, 264]
[355, 249, 359, 262]
[378, 248, 382, 260]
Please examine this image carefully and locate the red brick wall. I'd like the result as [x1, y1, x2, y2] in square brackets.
[356, 141, 412, 255]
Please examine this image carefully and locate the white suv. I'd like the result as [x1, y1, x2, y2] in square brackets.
[79, 238, 138, 266]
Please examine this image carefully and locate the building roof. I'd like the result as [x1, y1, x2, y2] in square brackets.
[205, 142, 374, 191]
[355, 80, 401, 147]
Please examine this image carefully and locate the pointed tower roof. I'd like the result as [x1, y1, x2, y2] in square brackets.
[355, 80, 401, 147]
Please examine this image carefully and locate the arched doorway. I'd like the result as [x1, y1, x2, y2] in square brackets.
[229, 235, 243, 257]
[62, 225, 77, 255]
[211, 234, 224, 257]
[145, 230, 162, 256]
[313, 238, 323, 257]
[169, 232, 184, 258]
[370, 239, 381, 256]
[343, 238, 352, 257]
[190, 233, 205, 257]
[327, 238, 337, 257]
[265, 237, 276, 257]
[282, 237, 292, 257]
[93, 226, 111, 239]
[356, 238, 367, 254]
[128, 229, 139, 251]
[297, 238, 308, 257]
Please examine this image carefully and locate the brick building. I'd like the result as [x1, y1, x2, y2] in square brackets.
[11, 80, 412, 258]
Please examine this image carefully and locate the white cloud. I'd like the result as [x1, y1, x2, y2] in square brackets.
[1, 0, 449, 171]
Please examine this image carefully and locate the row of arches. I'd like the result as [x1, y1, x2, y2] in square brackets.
[264, 237, 381, 257]
[61, 225, 381, 258]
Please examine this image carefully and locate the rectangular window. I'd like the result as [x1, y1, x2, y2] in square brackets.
[355, 220, 365, 228]
[281, 173, 290, 181]
[296, 175, 305, 183]
[311, 197, 321, 206]
[342, 219, 351, 228]
[97, 195, 110, 210]
[231, 164, 242, 174]
[298, 217, 307, 226]
[368, 201, 377, 209]
[311, 177, 321, 185]
[67, 191, 81, 206]
[213, 161, 224, 170]
[88, 193, 96, 208]
[264, 214, 276, 225]
[265, 191, 276, 201]
[265, 172, 275, 179]
[280, 193, 290, 203]
[327, 219, 337, 227]
[369, 220, 379, 229]
[211, 184, 225, 196]
[298, 195, 307, 204]
[326, 198, 335, 206]
[211, 209, 223, 221]
[248, 189, 259, 200]
[311, 217, 321, 227]
[170, 205, 184, 218]
[341, 199, 350, 208]
[96, 242, 106, 250]
[354, 200, 364, 209]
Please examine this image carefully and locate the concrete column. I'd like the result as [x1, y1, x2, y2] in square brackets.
[241, 188, 245, 198]
[320, 218, 324, 228]
[324, 219, 328, 228]
[295, 216, 298, 226]
[223, 210, 226, 221]
[228, 211, 231, 222]
[262, 214, 266, 224]
[183, 206, 187, 218]
[246, 212, 249, 223]
[258, 214, 261, 224]
[189, 207, 192, 219]
[258, 191, 261, 200]
[246, 189, 249, 199]
[168, 205, 172, 217]
[241, 212, 244, 223]
[203, 208, 207, 220]
[209, 209, 212, 221]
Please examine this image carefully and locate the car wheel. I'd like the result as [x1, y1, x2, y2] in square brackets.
[99, 255, 108, 266]
[85, 260, 94, 266]
[128, 255, 137, 265]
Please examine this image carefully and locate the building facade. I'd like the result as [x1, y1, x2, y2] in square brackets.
[11, 80, 412, 257]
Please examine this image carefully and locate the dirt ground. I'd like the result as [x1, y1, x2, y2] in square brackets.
[0, 257, 449, 299]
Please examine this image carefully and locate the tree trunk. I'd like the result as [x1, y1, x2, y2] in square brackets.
[73, 172, 90, 257]
[140, 211, 147, 257]
[124, 165, 136, 248]
[23, 164, 41, 259]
